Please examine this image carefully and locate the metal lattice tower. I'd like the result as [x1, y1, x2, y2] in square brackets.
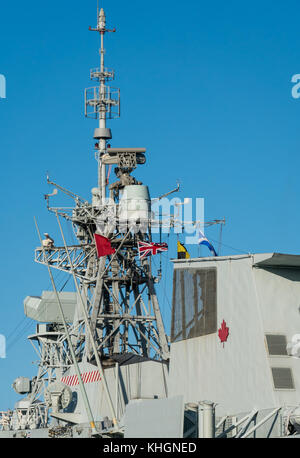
[38, 7, 170, 367]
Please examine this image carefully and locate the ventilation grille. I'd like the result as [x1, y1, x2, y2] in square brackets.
[266, 334, 287, 356]
[271, 367, 294, 389]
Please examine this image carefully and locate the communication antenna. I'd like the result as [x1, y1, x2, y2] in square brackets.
[86, 7, 119, 203]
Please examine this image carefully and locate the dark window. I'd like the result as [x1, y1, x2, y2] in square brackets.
[171, 268, 217, 343]
[271, 367, 294, 389]
[265, 334, 288, 356]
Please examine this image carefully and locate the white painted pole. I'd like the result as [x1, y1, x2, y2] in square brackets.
[241, 407, 281, 438]
[198, 401, 215, 438]
[115, 362, 119, 421]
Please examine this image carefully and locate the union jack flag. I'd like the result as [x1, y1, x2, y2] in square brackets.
[138, 241, 168, 259]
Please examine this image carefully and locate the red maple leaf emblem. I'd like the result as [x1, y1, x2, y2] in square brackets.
[218, 320, 229, 346]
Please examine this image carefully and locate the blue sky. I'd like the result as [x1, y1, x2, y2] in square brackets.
[0, 0, 300, 410]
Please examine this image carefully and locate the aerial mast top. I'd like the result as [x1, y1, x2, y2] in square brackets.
[86, 7, 120, 203]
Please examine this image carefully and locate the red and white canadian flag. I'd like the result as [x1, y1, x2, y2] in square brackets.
[94, 233, 116, 258]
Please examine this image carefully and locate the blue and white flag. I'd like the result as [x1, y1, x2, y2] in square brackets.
[198, 230, 218, 257]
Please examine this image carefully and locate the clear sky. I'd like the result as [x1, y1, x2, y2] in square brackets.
[0, 0, 300, 410]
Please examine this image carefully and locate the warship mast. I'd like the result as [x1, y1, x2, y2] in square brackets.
[0, 6, 170, 435]
[39, 6, 170, 364]
[87, 7, 118, 202]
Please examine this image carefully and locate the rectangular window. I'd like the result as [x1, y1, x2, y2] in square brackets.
[271, 367, 294, 390]
[171, 268, 217, 343]
[265, 334, 288, 356]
